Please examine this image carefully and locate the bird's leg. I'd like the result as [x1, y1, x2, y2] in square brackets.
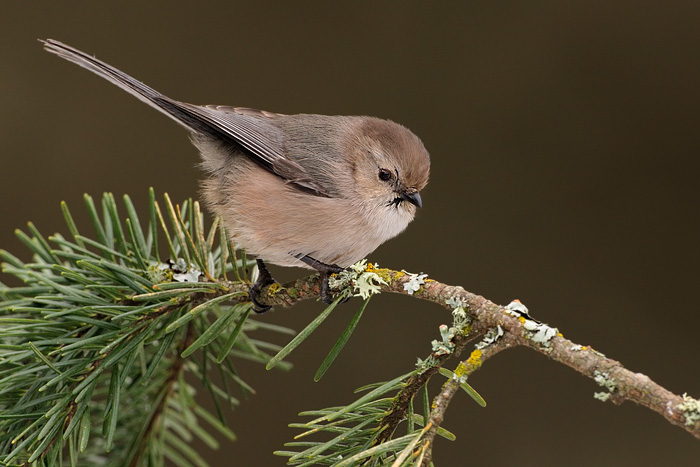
[249, 258, 277, 313]
[295, 254, 344, 304]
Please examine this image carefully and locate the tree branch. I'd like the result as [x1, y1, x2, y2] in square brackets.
[243, 267, 700, 444]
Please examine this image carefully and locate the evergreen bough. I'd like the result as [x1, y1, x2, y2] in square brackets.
[0, 190, 481, 466]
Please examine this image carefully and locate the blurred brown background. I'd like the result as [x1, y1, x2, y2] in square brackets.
[2, 2, 700, 466]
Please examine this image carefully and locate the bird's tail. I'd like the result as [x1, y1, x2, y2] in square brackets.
[41, 39, 202, 133]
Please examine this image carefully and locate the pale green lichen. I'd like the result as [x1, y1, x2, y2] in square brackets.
[428, 296, 475, 357]
[504, 299, 558, 348]
[677, 393, 700, 426]
[593, 370, 617, 402]
[523, 320, 558, 348]
[445, 296, 467, 309]
[594, 370, 617, 391]
[171, 258, 201, 282]
[475, 326, 504, 350]
[412, 278, 478, 371]
[147, 261, 171, 283]
[504, 299, 529, 317]
[445, 295, 472, 333]
[451, 371, 469, 384]
[451, 305, 469, 327]
[328, 259, 387, 299]
[147, 259, 201, 283]
[431, 324, 456, 355]
[403, 271, 428, 294]
[353, 270, 386, 299]
[173, 268, 201, 283]
[416, 355, 439, 372]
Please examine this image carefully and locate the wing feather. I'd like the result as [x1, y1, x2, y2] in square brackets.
[42, 39, 329, 196]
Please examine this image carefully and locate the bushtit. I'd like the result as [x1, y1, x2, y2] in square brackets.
[42, 39, 430, 310]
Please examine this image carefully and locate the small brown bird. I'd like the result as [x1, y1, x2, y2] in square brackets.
[42, 39, 430, 310]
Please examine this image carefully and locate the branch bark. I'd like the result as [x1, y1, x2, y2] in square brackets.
[239, 267, 700, 445]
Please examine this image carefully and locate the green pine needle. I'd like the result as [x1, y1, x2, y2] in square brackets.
[1, 189, 463, 466]
[265, 294, 343, 370]
[314, 297, 370, 382]
[438, 367, 487, 407]
[0, 191, 295, 466]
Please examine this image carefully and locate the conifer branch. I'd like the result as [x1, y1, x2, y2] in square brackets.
[1, 192, 697, 466]
[258, 267, 700, 456]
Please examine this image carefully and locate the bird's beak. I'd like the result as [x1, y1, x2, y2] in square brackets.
[401, 191, 422, 208]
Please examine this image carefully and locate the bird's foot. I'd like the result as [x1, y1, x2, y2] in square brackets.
[249, 259, 276, 313]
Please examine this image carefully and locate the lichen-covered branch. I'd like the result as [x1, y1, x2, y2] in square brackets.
[5, 193, 694, 465]
[242, 267, 700, 443]
[419, 331, 518, 466]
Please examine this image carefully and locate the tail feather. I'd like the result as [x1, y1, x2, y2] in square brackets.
[41, 39, 329, 197]
[42, 39, 197, 133]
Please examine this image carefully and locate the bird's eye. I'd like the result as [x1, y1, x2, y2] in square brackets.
[378, 168, 392, 181]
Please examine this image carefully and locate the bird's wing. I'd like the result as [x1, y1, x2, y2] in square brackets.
[42, 39, 329, 197]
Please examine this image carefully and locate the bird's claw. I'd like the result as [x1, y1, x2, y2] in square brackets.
[249, 259, 276, 313]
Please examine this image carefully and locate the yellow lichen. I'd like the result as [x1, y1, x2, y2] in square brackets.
[465, 349, 483, 370]
[453, 361, 468, 378]
[268, 283, 283, 294]
[374, 268, 394, 285]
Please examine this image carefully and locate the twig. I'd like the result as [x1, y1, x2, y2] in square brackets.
[420, 332, 518, 466]
[128, 323, 195, 467]
[237, 267, 700, 444]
